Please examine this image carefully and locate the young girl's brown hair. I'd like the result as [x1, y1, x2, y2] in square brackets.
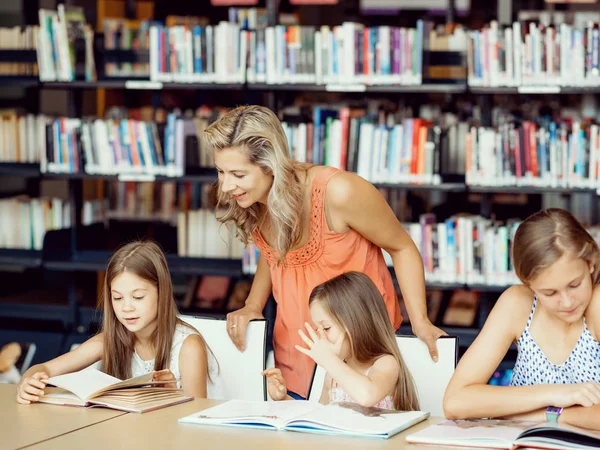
[309, 271, 419, 411]
[512, 208, 600, 285]
[100, 241, 214, 380]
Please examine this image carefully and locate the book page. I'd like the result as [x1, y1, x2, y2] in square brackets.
[517, 422, 600, 450]
[91, 395, 193, 414]
[406, 419, 540, 448]
[47, 369, 122, 401]
[286, 402, 428, 437]
[90, 372, 157, 398]
[179, 400, 322, 430]
[39, 388, 88, 407]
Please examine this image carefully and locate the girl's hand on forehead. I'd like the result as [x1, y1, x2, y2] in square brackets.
[295, 322, 345, 368]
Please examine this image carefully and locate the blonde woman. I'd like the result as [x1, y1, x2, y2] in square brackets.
[204, 105, 445, 400]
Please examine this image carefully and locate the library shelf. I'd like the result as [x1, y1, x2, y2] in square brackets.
[470, 86, 600, 95]
[248, 82, 467, 94]
[0, 76, 38, 87]
[0, 301, 69, 322]
[0, 249, 42, 269]
[0, 163, 41, 177]
[44, 251, 244, 277]
[40, 80, 245, 90]
[468, 185, 595, 195]
[375, 182, 466, 191]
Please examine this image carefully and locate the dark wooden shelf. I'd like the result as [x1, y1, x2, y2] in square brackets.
[468, 185, 595, 194]
[44, 251, 244, 277]
[374, 182, 466, 191]
[0, 249, 42, 268]
[0, 163, 41, 177]
[0, 302, 69, 322]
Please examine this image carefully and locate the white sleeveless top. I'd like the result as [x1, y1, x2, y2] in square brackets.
[131, 323, 224, 400]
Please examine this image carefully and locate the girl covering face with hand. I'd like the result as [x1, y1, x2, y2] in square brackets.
[17, 241, 223, 403]
[263, 271, 419, 411]
[444, 208, 600, 431]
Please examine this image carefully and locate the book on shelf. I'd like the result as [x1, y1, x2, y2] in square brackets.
[41, 107, 224, 177]
[465, 119, 600, 191]
[403, 213, 521, 286]
[37, 5, 95, 82]
[280, 105, 466, 185]
[41, 368, 193, 413]
[468, 19, 600, 88]
[177, 208, 245, 259]
[406, 418, 600, 450]
[103, 18, 151, 78]
[0, 112, 49, 166]
[0, 196, 70, 250]
[179, 399, 429, 439]
[0, 26, 39, 77]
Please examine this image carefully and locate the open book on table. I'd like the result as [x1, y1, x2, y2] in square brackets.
[178, 399, 429, 439]
[40, 368, 193, 413]
[406, 418, 600, 450]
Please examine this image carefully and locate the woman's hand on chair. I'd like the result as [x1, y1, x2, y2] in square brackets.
[262, 368, 288, 401]
[412, 320, 448, 363]
[226, 304, 264, 352]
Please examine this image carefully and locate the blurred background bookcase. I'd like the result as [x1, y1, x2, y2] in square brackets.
[2, 0, 600, 385]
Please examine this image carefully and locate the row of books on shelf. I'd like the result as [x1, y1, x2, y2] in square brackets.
[28, 111, 220, 177]
[7, 110, 600, 193]
[281, 107, 467, 184]
[150, 21, 429, 86]
[468, 20, 600, 88]
[37, 6, 96, 82]
[0, 113, 47, 164]
[11, 6, 600, 89]
[389, 214, 521, 287]
[403, 213, 600, 286]
[0, 107, 460, 184]
[29, 5, 464, 86]
[465, 120, 600, 190]
[0, 26, 38, 76]
[0, 196, 71, 250]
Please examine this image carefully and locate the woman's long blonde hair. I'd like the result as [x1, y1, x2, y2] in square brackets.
[203, 105, 306, 263]
[513, 208, 600, 285]
[100, 241, 215, 380]
[309, 272, 420, 411]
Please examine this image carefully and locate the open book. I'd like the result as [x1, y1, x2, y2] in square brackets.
[406, 419, 600, 450]
[40, 368, 193, 413]
[179, 399, 429, 439]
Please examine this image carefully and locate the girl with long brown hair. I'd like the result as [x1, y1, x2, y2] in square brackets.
[17, 241, 222, 403]
[444, 208, 600, 431]
[263, 271, 419, 411]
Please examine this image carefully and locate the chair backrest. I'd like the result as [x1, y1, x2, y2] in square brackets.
[307, 335, 458, 416]
[179, 315, 267, 401]
[15, 343, 37, 374]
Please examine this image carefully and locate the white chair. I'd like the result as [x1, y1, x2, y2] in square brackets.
[16, 342, 36, 374]
[307, 335, 458, 416]
[179, 315, 267, 401]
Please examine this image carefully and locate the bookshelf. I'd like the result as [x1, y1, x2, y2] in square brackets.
[2, 0, 600, 371]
